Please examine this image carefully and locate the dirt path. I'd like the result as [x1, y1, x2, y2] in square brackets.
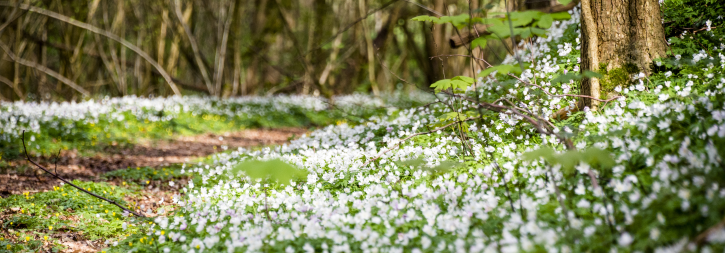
[0, 128, 307, 196]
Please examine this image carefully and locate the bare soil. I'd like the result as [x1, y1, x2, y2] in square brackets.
[0, 127, 306, 196]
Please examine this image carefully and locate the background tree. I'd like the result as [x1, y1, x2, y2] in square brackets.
[579, 0, 668, 109]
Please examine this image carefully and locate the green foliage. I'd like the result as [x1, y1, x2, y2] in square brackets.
[395, 157, 461, 174]
[231, 159, 308, 186]
[550, 70, 603, 84]
[430, 76, 476, 93]
[103, 165, 186, 183]
[661, 0, 724, 55]
[479, 63, 529, 77]
[523, 147, 615, 174]
[0, 181, 144, 252]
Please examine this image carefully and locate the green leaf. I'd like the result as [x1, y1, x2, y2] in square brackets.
[530, 27, 548, 36]
[471, 37, 488, 49]
[538, 14, 554, 29]
[478, 64, 526, 77]
[557, 151, 583, 174]
[451, 80, 470, 92]
[582, 70, 604, 78]
[452, 76, 475, 84]
[557, 0, 573, 5]
[550, 12, 571, 20]
[411, 15, 439, 23]
[231, 159, 307, 185]
[523, 147, 557, 165]
[550, 73, 583, 84]
[520, 29, 533, 39]
[396, 157, 459, 173]
[430, 79, 452, 93]
[582, 148, 616, 169]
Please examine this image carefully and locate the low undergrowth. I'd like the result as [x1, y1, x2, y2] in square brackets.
[99, 5, 725, 253]
[1, 94, 429, 160]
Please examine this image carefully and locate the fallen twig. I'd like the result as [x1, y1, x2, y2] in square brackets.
[21, 131, 146, 218]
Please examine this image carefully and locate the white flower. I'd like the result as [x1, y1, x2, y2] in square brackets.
[618, 232, 634, 246]
[657, 119, 671, 131]
[651, 228, 660, 240]
[658, 94, 669, 101]
[575, 163, 591, 175]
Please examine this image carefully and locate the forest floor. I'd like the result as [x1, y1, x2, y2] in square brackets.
[0, 127, 306, 252]
[0, 127, 306, 195]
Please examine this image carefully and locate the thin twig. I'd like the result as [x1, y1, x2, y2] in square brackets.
[21, 131, 146, 218]
[0, 41, 90, 96]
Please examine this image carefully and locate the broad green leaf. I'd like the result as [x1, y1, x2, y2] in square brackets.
[440, 14, 470, 28]
[550, 12, 572, 20]
[551, 73, 582, 84]
[582, 148, 616, 169]
[411, 15, 439, 23]
[520, 29, 533, 39]
[538, 14, 554, 29]
[531, 28, 548, 37]
[557, 151, 583, 174]
[582, 70, 604, 78]
[396, 157, 459, 173]
[452, 76, 475, 84]
[523, 147, 616, 175]
[451, 80, 470, 92]
[430, 79, 452, 92]
[523, 147, 557, 165]
[557, 0, 573, 5]
[510, 13, 535, 27]
[471, 37, 488, 49]
[478, 64, 526, 77]
[232, 159, 307, 185]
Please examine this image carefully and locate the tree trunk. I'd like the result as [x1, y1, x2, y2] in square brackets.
[579, 0, 667, 109]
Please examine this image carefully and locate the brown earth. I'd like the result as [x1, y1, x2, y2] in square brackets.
[0, 127, 306, 196]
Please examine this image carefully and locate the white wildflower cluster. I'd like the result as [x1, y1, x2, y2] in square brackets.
[0, 93, 426, 144]
[142, 12, 725, 251]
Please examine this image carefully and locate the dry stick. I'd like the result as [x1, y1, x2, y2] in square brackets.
[0, 2, 181, 96]
[0, 41, 90, 96]
[21, 131, 146, 218]
[0, 0, 19, 34]
[361, 118, 474, 168]
[172, 0, 213, 95]
[695, 216, 725, 245]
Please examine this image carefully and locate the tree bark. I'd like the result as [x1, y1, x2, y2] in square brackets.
[579, 0, 667, 109]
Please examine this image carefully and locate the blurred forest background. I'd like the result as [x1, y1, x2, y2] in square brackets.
[0, 0, 561, 101]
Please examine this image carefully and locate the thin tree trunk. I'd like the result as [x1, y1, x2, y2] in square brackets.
[359, 0, 379, 96]
[214, 0, 235, 96]
[173, 0, 214, 95]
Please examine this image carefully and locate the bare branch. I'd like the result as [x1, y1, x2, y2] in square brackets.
[0, 41, 90, 96]
[172, 0, 214, 95]
[0, 1, 182, 96]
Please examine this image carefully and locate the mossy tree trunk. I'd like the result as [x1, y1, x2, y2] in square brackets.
[579, 0, 667, 109]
